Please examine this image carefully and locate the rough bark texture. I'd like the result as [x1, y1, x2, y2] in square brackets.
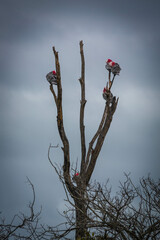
[74, 185, 87, 239]
[50, 41, 118, 239]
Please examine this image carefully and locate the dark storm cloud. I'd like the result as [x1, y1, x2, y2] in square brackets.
[0, 0, 160, 229]
[1, 0, 160, 90]
[1, 0, 160, 42]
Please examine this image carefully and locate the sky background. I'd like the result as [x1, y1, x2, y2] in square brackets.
[0, 0, 160, 228]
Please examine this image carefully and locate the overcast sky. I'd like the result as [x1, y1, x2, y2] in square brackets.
[0, 0, 160, 228]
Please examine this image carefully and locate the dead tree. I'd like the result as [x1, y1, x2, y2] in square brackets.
[0, 178, 42, 240]
[53, 174, 160, 240]
[1, 175, 159, 239]
[85, 174, 160, 240]
[48, 41, 119, 239]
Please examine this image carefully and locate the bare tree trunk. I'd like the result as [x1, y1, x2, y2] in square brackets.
[75, 195, 87, 239]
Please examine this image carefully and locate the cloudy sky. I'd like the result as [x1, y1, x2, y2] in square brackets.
[0, 0, 160, 227]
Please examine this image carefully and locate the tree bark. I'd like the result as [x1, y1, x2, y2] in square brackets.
[79, 40, 87, 176]
[75, 194, 87, 239]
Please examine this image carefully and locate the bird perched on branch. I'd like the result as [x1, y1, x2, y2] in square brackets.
[46, 70, 57, 85]
[105, 59, 121, 75]
[72, 172, 80, 184]
[103, 87, 113, 103]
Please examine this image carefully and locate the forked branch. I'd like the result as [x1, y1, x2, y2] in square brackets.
[85, 103, 108, 169]
[86, 97, 118, 184]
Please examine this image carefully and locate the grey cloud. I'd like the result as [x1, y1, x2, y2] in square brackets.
[0, 0, 160, 231]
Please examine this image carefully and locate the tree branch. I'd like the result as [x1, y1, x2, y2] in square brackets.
[0, 178, 42, 240]
[52, 46, 75, 196]
[50, 84, 57, 106]
[85, 103, 108, 169]
[79, 40, 87, 176]
[86, 97, 119, 184]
